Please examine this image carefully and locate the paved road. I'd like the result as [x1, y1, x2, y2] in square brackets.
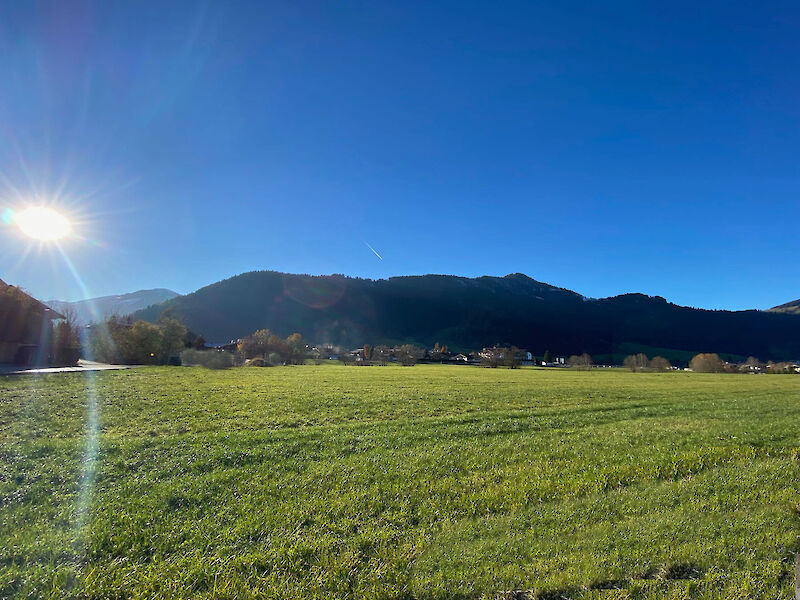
[1, 360, 137, 376]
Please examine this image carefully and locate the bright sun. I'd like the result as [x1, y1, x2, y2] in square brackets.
[16, 206, 71, 241]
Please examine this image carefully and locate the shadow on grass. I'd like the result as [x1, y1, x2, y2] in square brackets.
[498, 562, 705, 599]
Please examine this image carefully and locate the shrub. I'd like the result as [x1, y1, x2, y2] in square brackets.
[245, 357, 268, 367]
[689, 353, 725, 373]
[180, 348, 234, 370]
[649, 356, 672, 372]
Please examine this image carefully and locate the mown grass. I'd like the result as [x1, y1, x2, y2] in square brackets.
[1, 365, 799, 599]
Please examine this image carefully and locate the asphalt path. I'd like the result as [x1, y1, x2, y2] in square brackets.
[0, 359, 138, 376]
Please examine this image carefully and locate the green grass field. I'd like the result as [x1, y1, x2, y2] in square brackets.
[1, 365, 799, 599]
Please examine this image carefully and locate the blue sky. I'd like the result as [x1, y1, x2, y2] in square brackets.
[0, 0, 798, 309]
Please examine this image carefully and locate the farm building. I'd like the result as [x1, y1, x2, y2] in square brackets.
[0, 279, 65, 366]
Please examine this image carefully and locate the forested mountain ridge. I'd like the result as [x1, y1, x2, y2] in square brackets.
[132, 271, 800, 361]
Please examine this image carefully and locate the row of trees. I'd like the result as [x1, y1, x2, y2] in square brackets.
[344, 344, 425, 366]
[690, 353, 798, 374]
[80, 313, 800, 375]
[623, 353, 672, 372]
[622, 352, 799, 374]
[762, 361, 800, 374]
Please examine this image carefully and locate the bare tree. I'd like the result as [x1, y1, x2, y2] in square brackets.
[568, 353, 593, 370]
[372, 345, 392, 364]
[740, 356, 763, 373]
[504, 346, 521, 369]
[53, 306, 81, 366]
[396, 344, 424, 366]
[623, 353, 649, 372]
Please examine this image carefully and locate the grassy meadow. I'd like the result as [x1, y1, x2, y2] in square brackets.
[1, 364, 799, 599]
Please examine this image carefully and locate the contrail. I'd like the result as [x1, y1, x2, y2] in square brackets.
[364, 241, 383, 260]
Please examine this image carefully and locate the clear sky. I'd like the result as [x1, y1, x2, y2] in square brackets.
[0, 1, 798, 309]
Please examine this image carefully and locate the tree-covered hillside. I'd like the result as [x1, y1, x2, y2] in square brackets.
[133, 271, 800, 361]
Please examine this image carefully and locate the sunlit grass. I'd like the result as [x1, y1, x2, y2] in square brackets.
[1, 365, 799, 598]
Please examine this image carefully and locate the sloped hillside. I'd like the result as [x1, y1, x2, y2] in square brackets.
[132, 271, 800, 361]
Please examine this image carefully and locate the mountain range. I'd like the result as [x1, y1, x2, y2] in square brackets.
[48, 288, 179, 325]
[131, 271, 800, 364]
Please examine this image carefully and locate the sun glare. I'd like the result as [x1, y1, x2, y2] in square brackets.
[16, 206, 71, 241]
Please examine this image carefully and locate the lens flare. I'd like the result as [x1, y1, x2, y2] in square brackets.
[15, 206, 71, 240]
[73, 371, 99, 563]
